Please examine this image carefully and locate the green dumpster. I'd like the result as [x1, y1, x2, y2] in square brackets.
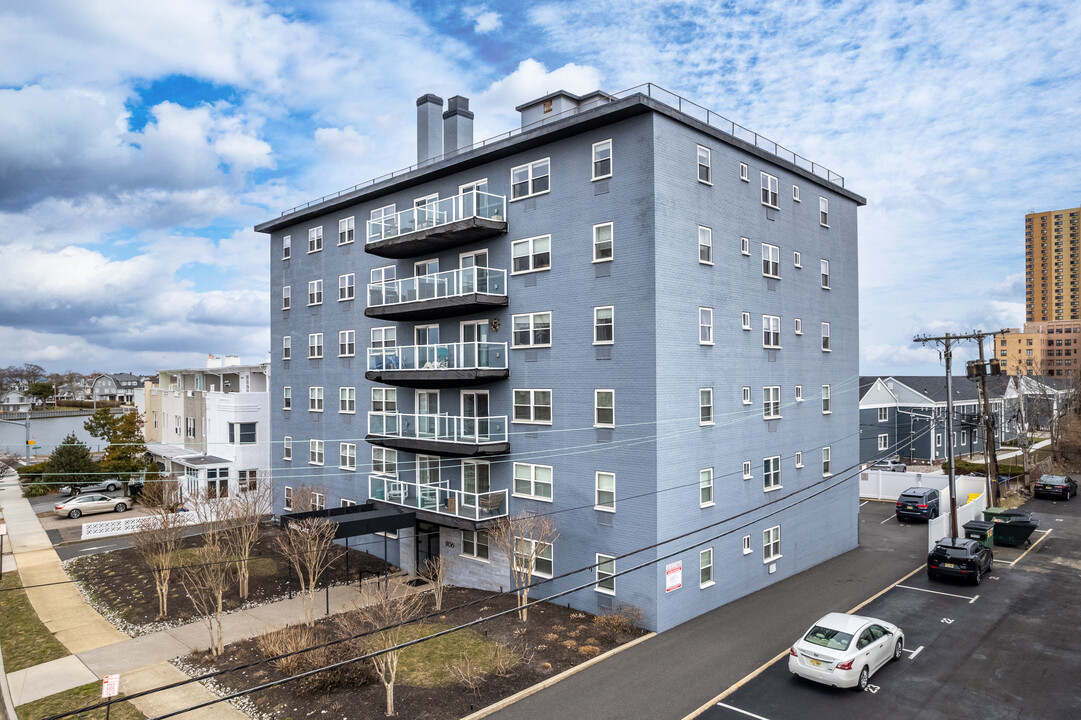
[962, 520, 994, 549]
[986, 509, 1040, 547]
[983, 507, 1006, 523]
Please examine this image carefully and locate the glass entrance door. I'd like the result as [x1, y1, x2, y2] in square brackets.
[460, 320, 490, 368]
[462, 460, 490, 509]
[416, 390, 438, 439]
[460, 250, 488, 293]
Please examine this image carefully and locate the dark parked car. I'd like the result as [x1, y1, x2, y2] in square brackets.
[927, 537, 993, 585]
[1033, 474, 1077, 501]
[896, 487, 940, 521]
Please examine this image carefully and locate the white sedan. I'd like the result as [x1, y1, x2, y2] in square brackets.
[788, 612, 904, 690]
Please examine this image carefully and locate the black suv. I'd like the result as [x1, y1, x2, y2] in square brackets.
[1034, 474, 1077, 501]
[927, 537, 993, 585]
[895, 487, 940, 522]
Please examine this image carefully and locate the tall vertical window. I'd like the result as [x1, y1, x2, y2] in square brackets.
[283, 437, 292, 461]
[795, 385, 803, 402]
[822, 385, 831, 414]
[283, 386, 292, 410]
[763, 526, 781, 563]
[308, 333, 323, 358]
[594, 306, 614, 344]
[699, 226, 713, 264]
[339, 387, 356, 414]
[697, 145, 712, 184]
[741, 237, 750, 255]
[592, 139, 612, 180]
[878, 407, 889, 422]
[763, 386, 781, 419]
[340, 442, 356, 470]
[339, 273, 355, 301]
[743, 461, 752, 479]
[338, 330, 355, 357]
[596, 554, 616, 594]
[596, 472, 615, 511]
[795, 318, 803, 335]
[282, 336, 291, 360]
[819, 197, 829, 227]
[700, 388, 714, 425]
[339, 216, 355, 244]
[308, 226, 323, 253]
[309, 440, 324, 466]
[878, 434, 889, 451]
[308, 386, 324, 412]
[792, 185, 801, 202]
[742, 386, 751, 405]
[762, 243, 780, 278]
[510, 158, 550, 200]
[821, 259, 831, 289]
[762, 315, 781, 348]
[593, 222, 613, 262]
[821, 322, 831, 351]
[793, 251, 802, 268]
[700, 548, 714, 587]
[282, 286, 291, 310]
[763, 456, 781, 491]
[739, 161, 749, 181]
[595, 389, 614, 427]
[700, 468, 714, 507]
[282, 235, 291, 260]
[795, 451, 803, 468]
[700, 307, 714, 345]
[761, 172, 779, 208]
[822, 446, 832, 476]
[742, 312, 751, 330]
[308, 280, 323, 306]
[283, 485, 293, 509]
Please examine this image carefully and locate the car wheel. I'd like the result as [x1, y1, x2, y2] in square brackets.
[856, 666, 869, 691]
[931, 509, 939, 520]
[105, 482, 119, 492]
[68, 509, 82, 519]
[972, 565, 982, 586]
[893, 638, 904, 661]
[927, 567, 936, 581]
[114, 503, 127, 513]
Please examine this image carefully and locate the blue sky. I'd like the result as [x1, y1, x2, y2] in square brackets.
[0, 0, 1078, 376]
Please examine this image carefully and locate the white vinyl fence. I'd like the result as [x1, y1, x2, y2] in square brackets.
[81, 511, 200, 540]
[927, 477, 989, 551]
[859, 470, 948, 502]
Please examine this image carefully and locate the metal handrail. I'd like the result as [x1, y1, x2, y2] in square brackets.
[367, 266, 507, 308]
[367, 342, 508, 371]
[367, 412, 508, 444]
[368, 474, 508, 520]
[366, 189, 506, 243]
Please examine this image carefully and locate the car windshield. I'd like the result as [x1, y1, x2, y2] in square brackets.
[804, 625, 853, 651]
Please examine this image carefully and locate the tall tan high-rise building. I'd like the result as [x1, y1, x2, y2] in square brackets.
[1026, 205, 1081, 323]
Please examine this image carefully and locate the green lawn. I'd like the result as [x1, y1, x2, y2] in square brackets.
[0, 570, 70, 672]
[16, 681, 145, 720]
[172, 547, 276, 577]
[394, 624, 517, 686]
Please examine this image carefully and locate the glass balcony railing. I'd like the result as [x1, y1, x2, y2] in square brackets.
[368, 475, 508, 520]
[368, 342, 508, 372]
[367, 267, 506, 308]
[366, 190, 506, 244]
[368, 412, 508, 445]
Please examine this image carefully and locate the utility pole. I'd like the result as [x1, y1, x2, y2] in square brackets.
[0, 411, 32, 463]
[977, 335, 1001, 505]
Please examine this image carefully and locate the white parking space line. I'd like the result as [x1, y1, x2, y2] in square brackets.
[880, 515, 896, 524]
[904, 645, 925, 660]
[896, 584, 979, 603]
[717, 702, 772, 720]
[994, 529, 1052, 567]
[860, 501, 869, 507]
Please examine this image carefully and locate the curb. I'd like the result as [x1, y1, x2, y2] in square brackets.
[460, 631, 656, 720]
[0, 506, 23, 720]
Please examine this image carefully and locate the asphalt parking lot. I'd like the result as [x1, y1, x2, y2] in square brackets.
[702, 496, 1081, 720]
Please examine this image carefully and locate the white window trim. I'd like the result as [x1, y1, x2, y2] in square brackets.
[761, 243, 780, 279]
[281, 286, 291, 310]
[595, 471, 616, 512]
[309, 439, 324, 466]
[512, 388, 553, 426]
[594, 389, 615, 428]
[793, 251, 802, 268]
[792, 185, 801, 202]
[821, 322, 832, 352]
[700, 548, 714, 588]
[511, 311, 553, 349]
[307, 226, 323, 254]
[878, 407, 889, 422]
[700, 387, 714, 426]
[282, 235, 291, 260]
[307, 279, 323, 307]
[742, 312, 752, 331]
[762, 314, 781, 349]
[509, 157, 551, 202]
[763, 525, 782, 564]
[822, 446, 832, 477]
[338, 273, 355, 302]
[741, 237, 750, 256]
[593, 305, 614, 345]
[510, 234, 552, 275]
[283, 485, 293, 509]
[338, 216, 355, 245]
[878, 434, 889, 451]
[795, 451, 803, 468]
[821, 384, 832, 414]
[512, 462, 554, 502]
[283, 437, 292, 461]
[697, 145, 712, 185]
[699, 225, 713, 266]
[795, 385, 803, 402]
[761, 172, 779, 209]
[763, 455, 782, 493]
[819, 197, 830, 227]
[514, 537, 554, 578]
[763, 386, 782, 420]
[595, 553, 616, 595]
[308, 386, 324, 413]
[742, 535, 752, 555]
[592, 139, 613, 181]
[795, 318, 803, 335]
[700, 307, 714, 345]
[283, 386, 292, 411]
[461, 529, 490, 562]
[742, 386, 751, 405]
[592, 222, 614, 264]
[739, 161, 749, 182]
[700, 468, 714, 508]
[338, 330, 355, 358]
[308, 333, 323, 359]
[821, 259, 831, 290]
[339, 442, 356, 471]
[743, 461, 752, 480]
[339, 386, 356, 415]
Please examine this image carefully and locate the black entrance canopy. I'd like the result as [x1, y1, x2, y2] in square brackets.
[278, 503, 415, 539]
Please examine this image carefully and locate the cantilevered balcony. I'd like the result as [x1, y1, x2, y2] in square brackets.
[368, 475, 508, 522]
[366, 191, 507, 258]
[367, 412, 509, 457]
[366, 267, 507, 321]
[366, 342, 509, 387]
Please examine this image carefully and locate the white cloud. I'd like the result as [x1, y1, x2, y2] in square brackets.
[473, 59, 605, 139]
[464, 6, 502, 33]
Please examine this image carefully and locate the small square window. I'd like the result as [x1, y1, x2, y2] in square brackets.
[739, 162, 749, 182]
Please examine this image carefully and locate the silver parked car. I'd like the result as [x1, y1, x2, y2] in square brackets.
[54, 494, 128, 519]
[870, 459, 907, 472]
[59, 478, 122, 496]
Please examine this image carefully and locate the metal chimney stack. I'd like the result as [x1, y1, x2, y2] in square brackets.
[416, 94, 444, 165]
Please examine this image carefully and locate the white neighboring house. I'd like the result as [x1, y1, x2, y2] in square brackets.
[91, 373, 140, 404]
[144, 356, 270, 500]
[0, 390, 33, 413]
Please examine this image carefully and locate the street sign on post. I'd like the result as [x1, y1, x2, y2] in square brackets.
[0, 523, 7, 536]
[102, 674, 119, 697]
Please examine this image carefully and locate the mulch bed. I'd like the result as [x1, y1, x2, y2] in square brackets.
[65, 524, 395, 628]
[184, 586, 647, 720]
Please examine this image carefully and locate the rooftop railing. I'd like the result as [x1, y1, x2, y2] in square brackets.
[368, 412, 508, 445]
[368, 342, 508, 372]
[368, 475, 508, 521]
[366, 190, 505, 243]
[367, 266, 506, 308]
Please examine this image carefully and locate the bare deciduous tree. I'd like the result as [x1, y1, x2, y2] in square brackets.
[130, 507, 187, 619]
[275, 484, 338, 627]
[488, 511, 558, 622]
[421, 554, 447, 612]
[350, 579, 426, 717]
[180, 539, 233, 655]
[221, 473, 272, 599]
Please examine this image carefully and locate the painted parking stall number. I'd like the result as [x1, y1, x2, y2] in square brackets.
[941, 618, 954, 624]
[865, 684, 881, 693]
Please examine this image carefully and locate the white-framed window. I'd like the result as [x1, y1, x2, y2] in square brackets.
[700, 388, 714, 425]
[761, 172, 779, 208]
[819, 197, 829, 227]
[936, 433, 942, 447]
[308, 333, 323, 359]
[339, 386, 356, 414]
[593, 222, 613, 262]
[312, 492, 325, 511]
[878, 407, 889, 422]
[340, 442, 356, 470]
[743, 460, 752, 479]
[962, 430, 969, 445]
[699, 226, 713, 265]
[283, 485, 293, 509]
[338, 273, 355, 302]
[795, 385, 803, 402]
[341, 499, 356, 508]
[512, 389, 552, 425]
[510, 158, 550, 200]
[742, 386, 751, 405]
[238, 470, 257, 493]
[822, 446, 832, 476]
[596, 471, 615, 511]
[596, 554, 616, 594]
[741, 237, 750, 255]
[309, 439, 324, 466]
[282, 235, 291, 260]
[338, 330, 355, 357]
[743, 535, 752, 554]
[514, 537, 553, 578]
[763, 456, 781, 491]
[700, 307, 714, 344]
[282, 286, 291, 310]
[700, 548, 714, 587]
[738, 311, 749, 331]
[795, 451, 803, 468]
[793, 251, 802, 268]
[186, 417, 195, 438]
[739, 161, 749, 182]
[511, 235, 551, 274]
[371, 387, 397, 413]
[371, 326, 397, 351]
[878, 434, 889, 451]
[513, 462, 553, 501]
[339, 216, 355, 245]
[700, 468, 714, 507]
[308, 386, 324, 412]
[595, 389, 615, 427]
[763, 526, 781, 563]
[308, 226, 323, 253]
[762, 243, 780, 278]
[795, 318, 803, 335]
[307, 279, 323, 306]
[763, 386, 781, 419]
[594, 306, 614, 344]
[512, 312, 552, 348]
[762, 315, 781, 348]
[462, 529, 489, 560]
[416, 455, 439, 486]
[821, 322, 831, 352]
[592, 139, 612, 180]
[283, 386, 291, 410]
[370, 264, 396, 285]
[283, 436, 292, 461]
[697, 145, 712, 184]
[822, 385, 831, 414]
[372, 446, 397, 475]
[821, 259, 831, 289]
[792, 185, 801, 202]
